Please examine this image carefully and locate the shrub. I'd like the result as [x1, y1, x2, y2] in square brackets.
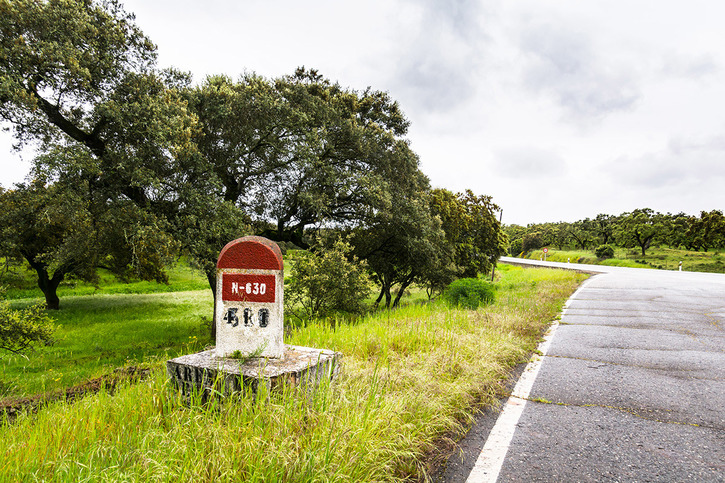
[508, 238, 523, 256]
[0, 287, 55, 356]
[522, 233, 543, 252]
[595, 244, 615, 259]
[285, 238, 372, 323]
[443, 278, 495, 310]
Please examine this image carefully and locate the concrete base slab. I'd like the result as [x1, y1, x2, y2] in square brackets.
[167, 345, 342, 399]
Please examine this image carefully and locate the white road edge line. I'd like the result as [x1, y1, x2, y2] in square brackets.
[465, 277, 595, 483]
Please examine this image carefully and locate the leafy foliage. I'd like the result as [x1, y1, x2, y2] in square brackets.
[443, 278, 496, 310]
[594, 244, 615, 259]
[0, 171, 178, 309]
[186, 69, 413, 249]
[0, 180, 97, 309]
[0, 0, 509, 323]
[567, 219, 595, 250]
[686, 210, 725, 252]
[0, 0, 227, 307]
[616, 208, 668, 256]
[352, 170, 450, 309]
[430, 188, 507, 279]
[285, 238, 372, 322]
[0, 287, 55, 356]
[522, 232, 544, 252]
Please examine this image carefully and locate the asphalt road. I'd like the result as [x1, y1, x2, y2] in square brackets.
[463, 258, 725, 482]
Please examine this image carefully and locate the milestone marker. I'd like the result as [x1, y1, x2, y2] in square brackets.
[167, 236, 341, 401]
[215, 236, 284, 359]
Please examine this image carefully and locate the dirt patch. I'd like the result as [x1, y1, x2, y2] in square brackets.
[0, 366, 151, 422]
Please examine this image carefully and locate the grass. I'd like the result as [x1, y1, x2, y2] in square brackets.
[522, 246, 725, 273]
[0, 264, 587, 481]
[1, 291, 213, 397]
[1, 261, 211, 301]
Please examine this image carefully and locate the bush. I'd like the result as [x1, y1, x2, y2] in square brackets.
[508, 238, 523, 256]
[443, 278, 495, 310]
[285, 238, 372, 323]
[0, 287, 55, 356]
[595, 244, 615, 259]
[522, 233, 543, 252]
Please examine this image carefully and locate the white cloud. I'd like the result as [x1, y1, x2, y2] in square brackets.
[660, 53, 718, 80]
[610, 135, 725, 189]
[493, 146, 567, 178]
[517, 21, 641, 121]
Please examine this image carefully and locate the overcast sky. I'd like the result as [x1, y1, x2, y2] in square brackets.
[2, 0, 724, 225]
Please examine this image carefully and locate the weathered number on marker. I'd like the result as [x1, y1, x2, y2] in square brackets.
[224, 307, 270, 329]
[224, 308, 239, 327]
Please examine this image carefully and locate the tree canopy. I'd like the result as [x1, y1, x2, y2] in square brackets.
[430, 188, 506, 279]
[504, 208, 725, 259]
[1, 0, 509, 320]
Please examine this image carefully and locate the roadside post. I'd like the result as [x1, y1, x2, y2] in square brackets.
[491, 208, 503, 282]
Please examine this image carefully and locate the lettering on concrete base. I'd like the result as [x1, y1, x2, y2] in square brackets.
[170, 362, 243, 396]
[223, 273, 276, 303]
[259, 308, 269, 327]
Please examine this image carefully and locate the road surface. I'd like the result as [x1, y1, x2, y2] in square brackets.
[464, 258, 725, 482]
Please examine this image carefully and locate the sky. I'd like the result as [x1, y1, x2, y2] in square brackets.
[2, 0, 724, 225]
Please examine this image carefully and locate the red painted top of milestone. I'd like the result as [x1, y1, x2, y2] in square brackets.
[217, 236, 283, 270]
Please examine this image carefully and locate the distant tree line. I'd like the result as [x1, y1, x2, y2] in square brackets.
[0, 0, 506, 324]
[505, 209, 725, 257]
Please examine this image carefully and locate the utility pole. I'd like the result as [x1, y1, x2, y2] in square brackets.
[491, 208, 503, 282]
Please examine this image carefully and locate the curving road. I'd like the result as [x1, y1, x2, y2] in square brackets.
[466, 258, 725, 482]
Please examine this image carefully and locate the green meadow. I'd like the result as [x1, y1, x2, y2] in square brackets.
[1, 264, 587, 481]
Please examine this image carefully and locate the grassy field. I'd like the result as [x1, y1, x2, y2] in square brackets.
[1, 262, 211, 301]
[0, 264, 587, 481]
[1, 290, 214, 398]
[522, 246, 725, 273]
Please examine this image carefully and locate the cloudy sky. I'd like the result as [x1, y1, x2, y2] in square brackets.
[2, 0, 724, 225]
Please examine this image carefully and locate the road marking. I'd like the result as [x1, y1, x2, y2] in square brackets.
[465, 278, 594, 483]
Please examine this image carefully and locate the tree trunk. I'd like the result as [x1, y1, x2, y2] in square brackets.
[37, 269, 62, 310]
[40, 280, 61, 310]
[374, 286, 385, 307]
[392, 279, 414, 308]
[25, 256, 63, 310]
[640, 236, 654, 257]
[207, 271, 217, 343]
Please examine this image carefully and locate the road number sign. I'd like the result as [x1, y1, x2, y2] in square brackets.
[222, 273, 275, 303]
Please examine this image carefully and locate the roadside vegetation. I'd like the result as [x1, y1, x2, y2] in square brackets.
[1, 264, 586, 481]
[506, 209, 725, 273]
[518, 246, 724, 273]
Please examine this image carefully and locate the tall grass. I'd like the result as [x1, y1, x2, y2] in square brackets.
[0, 265, 586, 481]
[1, 291, 213, 397]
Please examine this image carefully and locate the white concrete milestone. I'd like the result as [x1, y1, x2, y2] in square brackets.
[167, 236, 342, 401]
[214, 236, 285, 359]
